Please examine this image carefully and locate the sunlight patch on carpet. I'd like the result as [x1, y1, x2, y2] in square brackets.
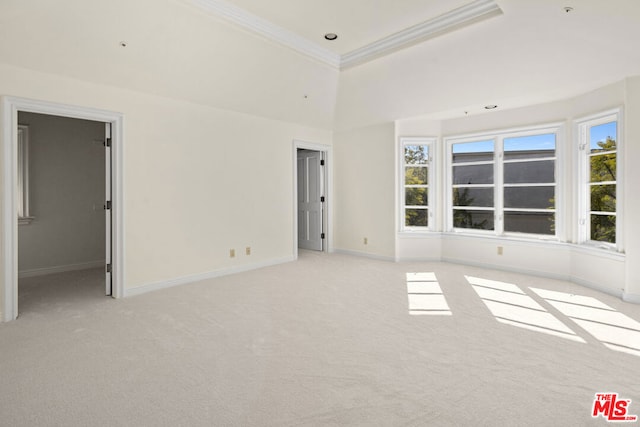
[530, 288, 640, 357]
[466, 276, 585, 343]
[406, 272, 451, 316]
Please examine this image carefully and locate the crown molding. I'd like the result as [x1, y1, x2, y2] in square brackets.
[186, 0, 501, 70]
[340, 0, 502, 69]
[187, 0, 341, 68]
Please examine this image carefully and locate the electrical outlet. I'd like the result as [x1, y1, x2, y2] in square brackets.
[497, 246, 503, 255]
[246, 247, 251, 256]
[230, 249, 235, 258]
[364, 237, 368, 245]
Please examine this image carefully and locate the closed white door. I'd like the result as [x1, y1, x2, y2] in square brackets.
[297, 149, 323, 251]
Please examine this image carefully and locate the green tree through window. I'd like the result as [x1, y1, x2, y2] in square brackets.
[403, 144, 429, 228]
[452, 188, 490, 229]
[590, 136, 616, 243]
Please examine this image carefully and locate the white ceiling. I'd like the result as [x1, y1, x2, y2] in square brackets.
[1, 0, 640, 131]
[335, 0, 640, 129]
[223, 0, 474, 55]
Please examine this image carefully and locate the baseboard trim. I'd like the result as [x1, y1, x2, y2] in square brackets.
[441, 256, 627, 300]
[333, 249, 395, 262]
[395, 256, 442, 263]
[622, 291, 640, 304]
[19, 260, 105, 278]
[569, 277, 624, 300]
[441, 256, 572, 282]
[301, 249, 636, 304]
[125, 256, 296, 297]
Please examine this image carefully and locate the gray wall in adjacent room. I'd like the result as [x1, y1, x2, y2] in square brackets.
[18, 112, 105, 275]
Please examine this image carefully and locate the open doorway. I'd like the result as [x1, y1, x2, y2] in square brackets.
[293, 141, 332, 257]
[17, 112, 108, 314]
[2, 97, 123, 322]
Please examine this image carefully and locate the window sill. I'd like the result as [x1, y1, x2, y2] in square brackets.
[400, 231, 625, 260]
[444, 231, 564, 247]
[18, 217, 35, 225]
[398, 230, 441, 238]
[571, 242, 625, 261]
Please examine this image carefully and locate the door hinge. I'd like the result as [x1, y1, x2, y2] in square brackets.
[321, 196, 325, 202]
[321, 233, 325, 239]
[106, 264, 112, 273]
[104, 138, 112, 147]
[104, 201, 112, 210]
[320, 159, 325, 166]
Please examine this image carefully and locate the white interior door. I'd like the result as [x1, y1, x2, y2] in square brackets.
[297, 149, 323, 251]
[105, 123, 112, 295]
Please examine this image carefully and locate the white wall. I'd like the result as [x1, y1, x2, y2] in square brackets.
[0, 63, 332, 317]
[442, 234, 571, 278]
[396, 233, 442, 262]
[623, 75, 640, 302]
[333, 122, 396, 259]
[0, 0, 339, 130]
[18, 112, 105, 276]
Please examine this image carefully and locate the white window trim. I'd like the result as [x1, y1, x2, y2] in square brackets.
[17, 124, 34, 225]
[444, 123, 563, 239]
[445, 135, 496, 235]
[574, 108, 623, 252]
[399, 137, 436, 232]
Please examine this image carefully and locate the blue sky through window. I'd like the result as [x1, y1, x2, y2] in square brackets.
[452, 140, 494, 154]
[590, 121, 617, 150]
[504, 133, 555, 152]
[453, 134, 556, 154]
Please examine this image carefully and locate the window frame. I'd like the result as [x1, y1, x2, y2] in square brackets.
[575, 108, 622, 251]
[17, 124, 33, 225]
[445, 123, 563, 239]
[399, 137, 436, 232]
[449, 137, 496, 233]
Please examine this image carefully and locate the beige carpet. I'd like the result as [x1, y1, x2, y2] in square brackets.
[2, 251, 639, 426]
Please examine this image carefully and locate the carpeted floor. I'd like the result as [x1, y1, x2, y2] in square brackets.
[2, 251, 639, 426]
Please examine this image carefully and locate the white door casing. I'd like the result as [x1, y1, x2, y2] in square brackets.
[1, 96, 124, 322]
[105, 123, 112, 295]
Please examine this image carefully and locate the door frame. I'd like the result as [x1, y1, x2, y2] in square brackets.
[292, 140, 332, 258]
[1, 96, 125, 322]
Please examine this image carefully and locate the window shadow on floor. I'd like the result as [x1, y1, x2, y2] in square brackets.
[406, 272, 452, 316]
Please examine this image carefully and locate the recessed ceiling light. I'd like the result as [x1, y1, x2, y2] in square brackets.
[484, 105, 498, 110]
[324, 33, 338, 41]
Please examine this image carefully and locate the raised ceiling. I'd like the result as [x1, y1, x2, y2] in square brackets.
[334, 0, 640, 129]
[225, 0, 474, 55]
[1, 0, 640, 131]
[208, 0, 502, 68]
